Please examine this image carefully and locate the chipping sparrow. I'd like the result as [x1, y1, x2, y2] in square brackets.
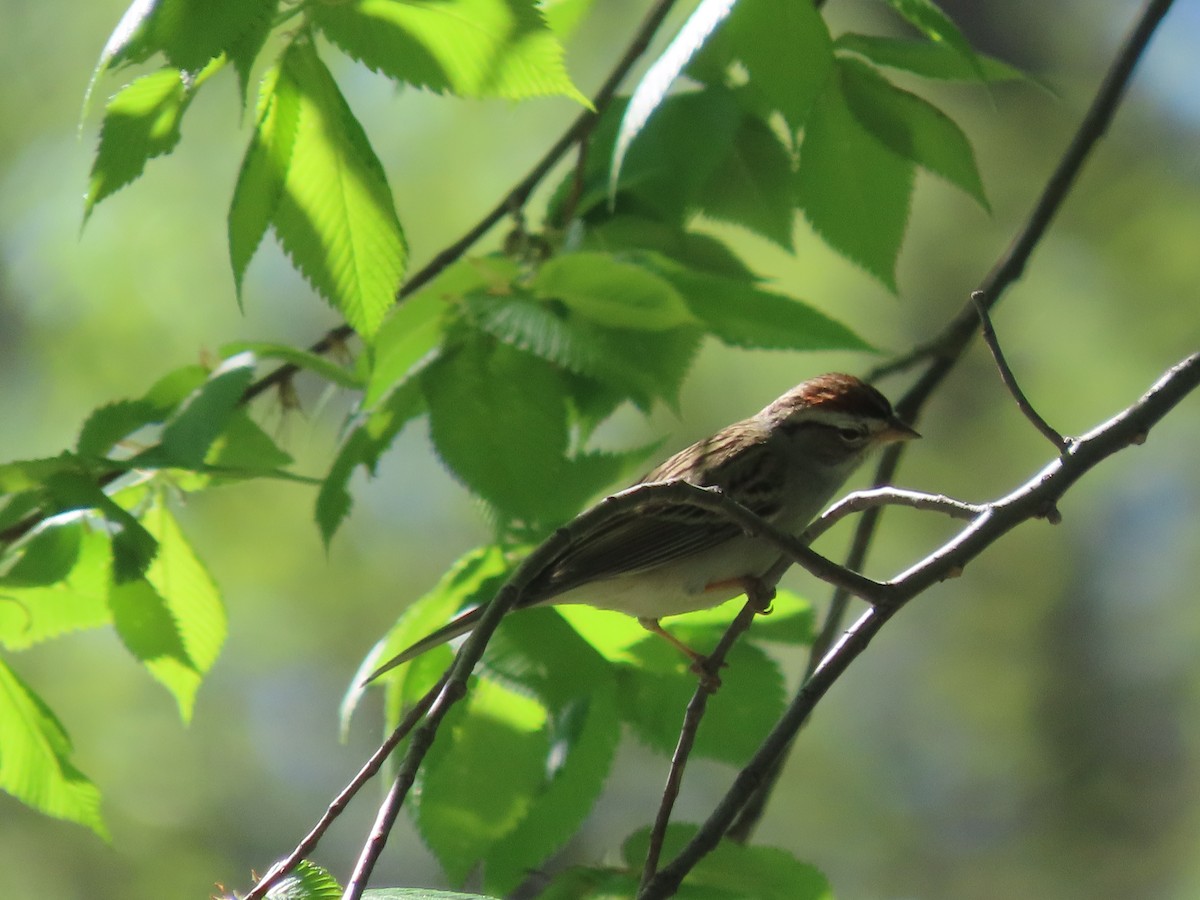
[368, 373, 917, 681]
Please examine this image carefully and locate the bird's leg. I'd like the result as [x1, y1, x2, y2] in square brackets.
[637, 617, 722, 692]
[704, 575, 776, 614]
[637, 576, 775, 693]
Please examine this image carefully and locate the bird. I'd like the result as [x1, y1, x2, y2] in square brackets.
[366, 373, 918, 682]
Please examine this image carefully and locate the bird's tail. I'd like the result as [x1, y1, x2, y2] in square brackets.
[362, 606, 486, 684]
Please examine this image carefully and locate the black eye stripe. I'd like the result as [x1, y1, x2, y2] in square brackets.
[781, 419, 872, 439]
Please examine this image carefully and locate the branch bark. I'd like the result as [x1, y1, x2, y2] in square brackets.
[640, 351, 1200, 899]
[727, 0, 1179, 842]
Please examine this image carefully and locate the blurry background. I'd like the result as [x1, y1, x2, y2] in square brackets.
[1, 0, 1198, 897]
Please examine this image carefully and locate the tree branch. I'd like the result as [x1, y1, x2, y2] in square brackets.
[971, 291, 1068, 450]
[641, 351, 1200, 899]
[244, 675, 447, 900]
[728, 0, 1178, 842]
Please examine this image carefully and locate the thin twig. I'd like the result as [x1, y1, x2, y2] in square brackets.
[804, 488, 984, 543]
[971, 291, 1069, 450]
[728, 0, 1178, 844]
[244, 675, 447, 900]
[638, 593, 765, 890]
[639, 351, 1200, 899]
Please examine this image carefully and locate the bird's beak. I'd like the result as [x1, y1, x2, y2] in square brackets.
[877, 418, 921, 444]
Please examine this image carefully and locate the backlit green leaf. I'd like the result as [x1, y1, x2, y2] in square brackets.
[271, 40, 407, 338]
[229, 62, 302, 297]
[533, 252, 697, 331]
[0, 527, 112, 650]
[418, 678, 551, 885]
[314, 0, 587, 104]
[86, 67, 191, 217]
[0, 659, 107, 838]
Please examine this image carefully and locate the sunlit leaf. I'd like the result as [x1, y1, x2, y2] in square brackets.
[0, 659, 107, 838]
[271, 40, 407, 338]
[86, 67, 191, 218]
[113, 499, 225, 723]
[314, 0, 587, 104]
[0, 527, 112, 650]
[417, 679, 551, 885]
[229, 63, 301, 298]
[532, 252, 697, 331]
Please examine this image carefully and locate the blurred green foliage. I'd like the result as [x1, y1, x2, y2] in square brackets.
[0, 0, 1198, 898]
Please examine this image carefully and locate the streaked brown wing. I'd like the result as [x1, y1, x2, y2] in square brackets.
[525, 422, 782, 605]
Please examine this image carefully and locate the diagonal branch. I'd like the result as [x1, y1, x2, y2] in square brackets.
[971, 291, 1069, 450]
[641, 351, 1200, 899]
[727, 0, 1179, 842]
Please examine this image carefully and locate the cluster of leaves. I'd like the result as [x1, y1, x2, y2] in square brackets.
[0, 0, 1017, 894]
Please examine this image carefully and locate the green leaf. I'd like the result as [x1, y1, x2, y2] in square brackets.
[418, 678, 551, 885]
[344, 545, 511, 732]
[266, 859, 342, 900]
[654, 263, 871, 352]
[229, 62, 302, 298]
[220, 341, 362, 390]
[110, 499, 224, 722]
[313, 0, 587, 104]
[835, 34, 1025, 82]
[316, 378, 424, 545]
[562, 90, 744, 225]
[617, 630, 785, 765]
[471, 292, 697, 414]
[361, 891, 502, 900]
[422, 338, 569, 523]
[229, 0, 280, 103]
[157, 355, 257, 468]
[881, 0, 986, 84]
[839, 57, 988, 209]
[42, 471, 158, 582]
[484, 680, 621, 894]
[582, 217, 756, 280]
[699, 115, 796, 249]
[144, 0, 278, 71]
[204, 410, 294, 475]
[0, 527, 113, 650]
[533, 252, 697, 331]
[77, 399, 162, 458]
[141, 363, 210, 412]
[86, 67, 191, 218]
[795, 63, 914, 291]
[365, 283, 459, 408]
[271, 39, 407, 339]
[707, 0, 833, 129]
[623, 825, 832, 900]
[0, 659, 107, 838]
[609, 0, 736, 196]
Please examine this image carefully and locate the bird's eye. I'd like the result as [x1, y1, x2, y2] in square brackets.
[837, 426, 866, 443]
